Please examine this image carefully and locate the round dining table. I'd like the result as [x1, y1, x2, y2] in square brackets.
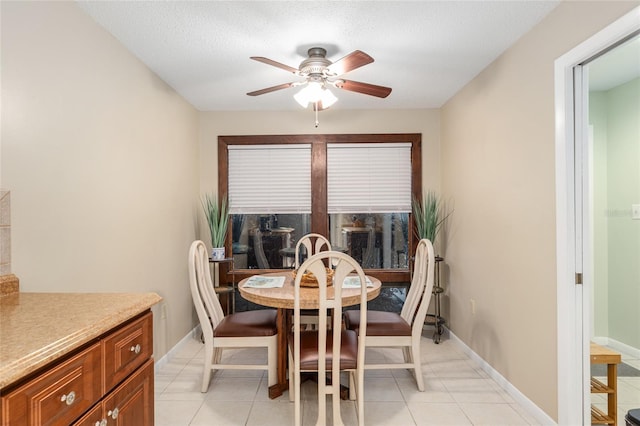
[238, 271, 381, 399]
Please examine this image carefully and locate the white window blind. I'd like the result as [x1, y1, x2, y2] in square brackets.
[327, 143, 412, 213]
[228, 144, 311, 214]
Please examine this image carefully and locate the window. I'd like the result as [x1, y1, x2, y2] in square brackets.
[227, 144, 312, 269]
[228, 144, 311, 214]
[219, 134, 421, 283]
[327, 143, 412, 269]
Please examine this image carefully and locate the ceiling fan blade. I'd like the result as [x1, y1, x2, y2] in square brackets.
[335, 79, 392, 98]
[326, 50, 374, 75]
[247, 82, 296, 96]
[250, 56, 299, 74]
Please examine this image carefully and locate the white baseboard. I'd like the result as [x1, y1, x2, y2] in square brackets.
[448, 330, 556, 426]
[154, 325, 201, 373]
[592, 336, 608, 346]
[593, 336, 640, 359]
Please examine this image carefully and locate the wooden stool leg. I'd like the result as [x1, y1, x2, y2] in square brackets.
[608, 363, 617, 426]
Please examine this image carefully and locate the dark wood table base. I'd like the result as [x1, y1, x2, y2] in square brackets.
[268, 382, 289, 399]
[267, 308, 289, 399]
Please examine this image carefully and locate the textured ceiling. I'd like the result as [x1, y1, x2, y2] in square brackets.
[78, 1, 562, 112]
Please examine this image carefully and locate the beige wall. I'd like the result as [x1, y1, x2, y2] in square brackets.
[440, 1, 638, 420]
[1, 1, 200, 359]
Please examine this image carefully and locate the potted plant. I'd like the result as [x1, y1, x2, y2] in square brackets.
[202, 193, 229, 260]
[412, 190, 451, 246]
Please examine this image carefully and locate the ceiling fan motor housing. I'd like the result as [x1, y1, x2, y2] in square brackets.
[299, 47, 332, 76]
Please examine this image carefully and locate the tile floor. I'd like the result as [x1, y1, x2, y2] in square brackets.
[591, 346, 640, 425]
[154, 332, 546, 425]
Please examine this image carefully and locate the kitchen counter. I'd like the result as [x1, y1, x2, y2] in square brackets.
[0, 290, 162, 389]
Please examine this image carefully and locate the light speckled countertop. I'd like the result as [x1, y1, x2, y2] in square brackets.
[0, 291, 162, 389]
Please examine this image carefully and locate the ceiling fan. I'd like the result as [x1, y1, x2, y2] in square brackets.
[247, 47, 392, 111]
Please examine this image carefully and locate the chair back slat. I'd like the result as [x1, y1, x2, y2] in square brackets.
[411, 239, 436, 335]
[406, 239, 435, 337]
[189, 241, 225, 331]
[400, 239, 428, 323]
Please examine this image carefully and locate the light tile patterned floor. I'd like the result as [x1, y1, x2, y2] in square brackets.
[154, 333, 547, 425]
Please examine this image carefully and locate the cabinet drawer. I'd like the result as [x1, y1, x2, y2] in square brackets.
[73, 360, 154, 426]
[102, 313, 152, 393]
[101, 359, 154, 426]
[2, 343, 102, 426]
[72, 403, 103, 426]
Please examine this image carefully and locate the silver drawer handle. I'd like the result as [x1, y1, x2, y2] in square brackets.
[130, 344, 141, 354]
[60, 390, 75, 405]
[94, 420, 107, 426]
[108, 407, 119, 419]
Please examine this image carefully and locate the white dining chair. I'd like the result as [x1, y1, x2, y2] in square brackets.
[343, 238, 435, 391]
[288, 251, 368, 426]
[294, 233, 332, 268]
[188, 240, 277, 392]
[295, 233, 332, 330]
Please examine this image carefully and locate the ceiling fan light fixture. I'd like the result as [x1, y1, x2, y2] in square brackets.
[294, 82, 337, 109]
[319, 87, 338, 109]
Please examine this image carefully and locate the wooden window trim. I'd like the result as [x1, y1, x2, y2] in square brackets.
[218, 134, 422, 284]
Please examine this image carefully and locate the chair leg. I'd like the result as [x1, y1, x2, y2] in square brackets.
[356, 368, 365, 426]
[288, 348, 294, 402]
[294, 369, 301, 426]
[289, 348, 302, 426]
[317, 372, 327, 426]
[201, 343, 214, 393]
[267, 338, 277, 387]
[411, 341, 425, 391]
[331, 389, 342, 426]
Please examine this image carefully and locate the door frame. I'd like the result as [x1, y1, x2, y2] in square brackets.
[554, 6, 640, 425]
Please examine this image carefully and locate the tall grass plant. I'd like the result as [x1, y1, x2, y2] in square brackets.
[202, 193, 229, 248]
[412, 190, 451, 243]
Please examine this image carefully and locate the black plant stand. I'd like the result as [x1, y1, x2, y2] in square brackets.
[424, 256, 445, 343]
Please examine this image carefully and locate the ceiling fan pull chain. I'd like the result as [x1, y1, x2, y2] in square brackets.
[314, 102, 319, 128]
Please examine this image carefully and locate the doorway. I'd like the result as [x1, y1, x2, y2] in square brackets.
[555, 7, 640, 425]
[586, 33, 640, 425]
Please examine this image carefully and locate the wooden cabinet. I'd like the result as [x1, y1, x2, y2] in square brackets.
[73, 360, 153, 426]
[1, 312, 154, 426]
[71, 404, 102, 426]
[102, 313, 152, 394]
[1, 344, 102, 426]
